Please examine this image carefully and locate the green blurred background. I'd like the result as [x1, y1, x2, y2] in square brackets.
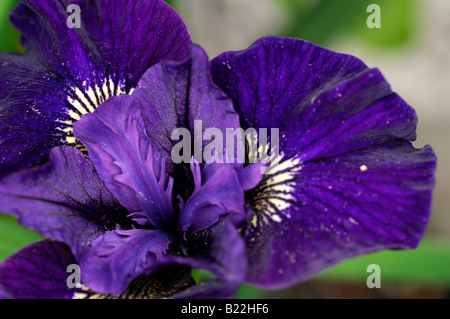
[1, 0, 450, 299]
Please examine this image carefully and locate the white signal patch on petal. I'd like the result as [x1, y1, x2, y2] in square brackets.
[61, 77, 130, 146]
[249, 156, 302, 227]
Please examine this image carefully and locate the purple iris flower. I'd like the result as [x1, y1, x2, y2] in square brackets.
[0, 44, 255, 298]
[0, 0, 437, 300]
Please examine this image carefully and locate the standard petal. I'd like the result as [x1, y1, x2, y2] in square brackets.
[0, 146, 129, 258]
[178, 160, 246, 235]
[74, 95, 174, 229]
[79, 228, 172, 295]
[243, 140, 436, 288]
[0, 239, 79, 299]
[134, 44, 241, 197]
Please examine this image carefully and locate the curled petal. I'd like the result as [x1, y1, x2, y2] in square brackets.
[134, 44, 241, 197]
[80, 228, 172, 295]
[74, 95, 174, 229]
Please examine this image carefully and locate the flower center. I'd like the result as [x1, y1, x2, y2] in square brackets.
[57, 77, 133, 148]
[243, 131, 302, 227]
[246, 156, 302, 226]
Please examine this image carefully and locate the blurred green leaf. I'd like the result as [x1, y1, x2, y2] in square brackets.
[164, 0, 178, 9]
[0, 0, 23, 53]
[352, 0, 419, 47]
[278, 0, 417, 48]
[0, 215, 43, 263]
[318, 236, 450, 287]
[281, 0, 360, 45]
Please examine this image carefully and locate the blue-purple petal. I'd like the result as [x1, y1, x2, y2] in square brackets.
[170, 280, 240, 299]
[0, 240, 78, 299]
[0, 147, 129, 258]
[211, 37, 437, 288]
[178, 160, 246, 235]
[10, 0, 191, 89]
[211, 37, 417, 160]
[165, 215, 248, 284]
[80, 228, 172, 294]
[134, 44, 241, 197]
[244, 140, 436, 288]
[74, 95, 175, 229]
[0, 53, 74, 178]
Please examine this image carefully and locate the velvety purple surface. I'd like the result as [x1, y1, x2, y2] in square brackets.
[0, 240, 78, 299]
[211, 37, 437, 288]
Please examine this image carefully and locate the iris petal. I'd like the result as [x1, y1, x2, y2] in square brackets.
[0, 240, 79, 299]
[74, 95, 175, 229]
[134, 45, 241, 197]
[164, 215, 248, 285]
[0, 53, 75, 177]
[177, 160, 246, 236]
[0, 146, 129, 258]
[10, 0, 191, 89]
[80, 228, 172, 294]
[211, 37, 437, 288]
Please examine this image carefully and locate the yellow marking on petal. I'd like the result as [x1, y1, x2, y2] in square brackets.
[271, 214, 282, 223]
[63, 78, 133, 148]
[109, 78, 115, 97]
[68, 97, 89, 115]
[84, 87, 98, 111]
[249, 157, 302, 226]
[102, 80, 111, 101]
[68, 110, 81, 121]
[251, 215, 258, 227]
[264, 157, 301, 175]
[95, 85, 105, 104]
[360, 165, 368, 172]
[73, 292, 88, 299]
[73, 87, 95, 112]
[66, 136, 77, 144]
[268, 198, 291, 211]
[58, 127, 74, 133]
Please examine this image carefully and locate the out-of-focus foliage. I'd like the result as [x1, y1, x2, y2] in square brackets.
[0, 0, 23, 53]
[279, 0, 418, 47]
[0, 215, 42, 263]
